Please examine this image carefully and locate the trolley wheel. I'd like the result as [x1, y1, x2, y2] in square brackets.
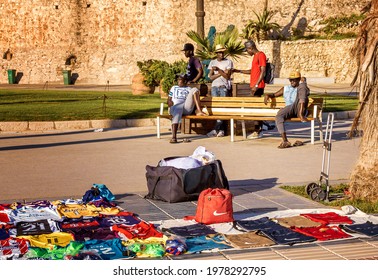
[305, 183, 319, 196]
[310, 188, 327, 201]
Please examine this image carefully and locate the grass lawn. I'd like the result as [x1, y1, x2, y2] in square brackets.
[281, 184, 378, 214]
[0, 89, 358, 122]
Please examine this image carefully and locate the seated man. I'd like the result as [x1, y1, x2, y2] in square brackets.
[167, 74, 207, 143]
[264, 70, 310, 148]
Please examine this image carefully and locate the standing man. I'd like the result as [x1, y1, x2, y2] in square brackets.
[233, 40, 267, 138]
[182, 43, 203, 84]
[206, 44, 234, 137]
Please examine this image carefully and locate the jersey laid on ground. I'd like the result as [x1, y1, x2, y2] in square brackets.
[164, 223, 217, 237]
[99, 211, 141, 227]
[26, 241, 84, 260]
[0, 237, 29, 258]
[300, 212, 353, 225]
[56, 203, 100, 219]
[185, 235, 231, 254]
[59, 217, 100, 230]
[65, 227, 119, 241]
[8, 205, 62, 223]
[83, 238, 135, 260]
[223, 232, 276, 248]
[342, 221, 378, 237]
[111, 221, 163, 240]
[19, 232, 74, 249]
[293, 225, 352, 241]
[16, 219, 60, 236]
[10, 200, 53, 209]
[0, 210, 11, 224]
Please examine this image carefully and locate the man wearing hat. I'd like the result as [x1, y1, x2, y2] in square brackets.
[206, 44, 234, 137]
[264, 70, 310, 148]
[182, 43, 203, 84]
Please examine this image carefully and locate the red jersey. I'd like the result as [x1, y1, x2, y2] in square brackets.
[250, 51, 266, 89]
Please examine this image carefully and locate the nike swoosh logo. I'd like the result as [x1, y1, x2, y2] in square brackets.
[213, 210, 228, 216]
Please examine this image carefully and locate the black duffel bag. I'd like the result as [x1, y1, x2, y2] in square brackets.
[145, 158, 229, 203]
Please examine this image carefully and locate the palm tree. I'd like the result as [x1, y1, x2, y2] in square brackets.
[348, 0, 378, 202]
[242, 9, 280, 42]
[186, 25, 246, 61]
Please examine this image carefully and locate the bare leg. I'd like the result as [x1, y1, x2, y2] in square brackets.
[193, 90, 208, 116]
[171, 123, 179, 143]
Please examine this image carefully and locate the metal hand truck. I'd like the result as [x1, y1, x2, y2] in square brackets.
[305, 113, 335, 202]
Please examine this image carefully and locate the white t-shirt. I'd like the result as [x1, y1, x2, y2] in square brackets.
[168, 85, 191, 105]
[208, 58, 233, 88]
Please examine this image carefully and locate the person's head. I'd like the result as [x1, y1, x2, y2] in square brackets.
[182, 43, 194, 58]
[244, 40, 257, 56]
[214, 44, 226, 60]
[176, 74, 188, 86]
[288, 70, 301, 87]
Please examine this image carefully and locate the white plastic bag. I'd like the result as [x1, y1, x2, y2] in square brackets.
[190, 146, 216, 165]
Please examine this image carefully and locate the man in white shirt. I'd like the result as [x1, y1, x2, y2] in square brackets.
[206, 44, 233, 137]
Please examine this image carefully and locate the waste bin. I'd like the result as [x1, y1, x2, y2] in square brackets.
[62, 70, 72, 85]
[7, 69, 16, 84]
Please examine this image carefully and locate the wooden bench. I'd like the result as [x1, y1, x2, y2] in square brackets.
[157, 96, 324, 143]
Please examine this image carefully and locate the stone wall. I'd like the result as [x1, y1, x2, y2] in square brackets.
[0, 0, 368, 85]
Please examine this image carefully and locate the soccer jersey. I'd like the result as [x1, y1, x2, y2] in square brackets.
[293, 225, 352, 241]
[66, 227, 119, 241]
[83, 239, 135, 260]
[111, 221, 163, 240]
[300, 212, 353, 225]
[16, 219, 60, 236]
[99, 211, 141, 227]
[185, 235, 231, 254]
[164, 223, 217, 237]
[9, 205, 62, 223]
[19, 232, 74, 249]
[59, 217, 100, 230]
[26, 241, 84, 260]
[0, 237, 29, 258]
[56, 203, 100, 219]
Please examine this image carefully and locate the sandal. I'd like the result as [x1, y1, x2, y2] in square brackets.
[182, 138, 192, 143]
[278, 141, 291, 149]
[293, 140, 304, 146]
[169, 138, 178, 144]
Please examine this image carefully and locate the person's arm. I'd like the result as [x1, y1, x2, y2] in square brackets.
[297, 84, 309, 122]
[232, 69, 250, 75]
[264, 87, 284, 105]
[167, 96, 173, 107]
[209, 66, 231, 80]
[191, 67, 203, 83]
[189, 58, 203, 83]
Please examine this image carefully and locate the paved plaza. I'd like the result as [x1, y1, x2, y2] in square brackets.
[1, 83, 377, 260]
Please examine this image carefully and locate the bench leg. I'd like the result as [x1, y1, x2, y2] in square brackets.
[242, 120, 247, 139]
[318, 119, 324, 143]
[157, 117, 161, 139]
[230, 119, 235, 142]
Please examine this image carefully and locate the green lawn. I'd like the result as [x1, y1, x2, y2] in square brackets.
[0, 89, 358, 122]
[281, 185, 378, 214]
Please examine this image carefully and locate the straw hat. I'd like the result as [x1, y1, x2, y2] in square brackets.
[214, 44, 226, 52]
[288, 70, 301, 79]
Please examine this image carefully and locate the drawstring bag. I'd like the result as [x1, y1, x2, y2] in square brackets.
[185, 188, 234, 224]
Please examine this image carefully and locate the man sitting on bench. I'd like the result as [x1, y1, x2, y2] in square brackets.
[167, 74, 208, 143]
[264, 70, 310, 148]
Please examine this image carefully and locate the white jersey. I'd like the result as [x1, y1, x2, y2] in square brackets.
[168, 85, 192, 106]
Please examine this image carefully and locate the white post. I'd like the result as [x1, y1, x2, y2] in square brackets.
[230, 119, 235, 142]
[311, 105, 317, 144]
[157, 103, 164, 139]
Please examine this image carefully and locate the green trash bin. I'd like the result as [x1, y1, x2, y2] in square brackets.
[62, 70, 72, 85]
[7, 69, 16, 84]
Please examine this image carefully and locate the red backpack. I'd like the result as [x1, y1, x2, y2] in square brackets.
[186, 188, 234, 224]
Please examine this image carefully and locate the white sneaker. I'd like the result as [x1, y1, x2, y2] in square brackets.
[247, 131, 263, 139]
[216, 130, 225, 137]
[207, 130, 217, 137]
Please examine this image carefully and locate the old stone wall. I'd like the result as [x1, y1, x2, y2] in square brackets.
[0, 0, 368, 85]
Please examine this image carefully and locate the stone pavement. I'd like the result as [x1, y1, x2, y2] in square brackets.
[1, 83, 377, 260]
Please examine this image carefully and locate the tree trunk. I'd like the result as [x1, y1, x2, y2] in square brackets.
[349, 0, 378, 202]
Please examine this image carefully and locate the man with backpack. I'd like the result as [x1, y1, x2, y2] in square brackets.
[232, 40, 273, 138]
